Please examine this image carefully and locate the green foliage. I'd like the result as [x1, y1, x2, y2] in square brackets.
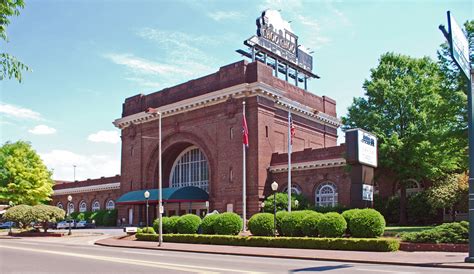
[136, 234, 400, 252]
[301, 212, 323, 237]
[102, 209, 117, 226]
[154, 216, 180, 234]
[317, 212, 347, 238]
[248, 213, 275, 236]
[280, 211, 316, 237]
[347, 209, 385, 238]
[341, 209, 361, 230]
[71, 209, 116, 226]
[401, 222, 469, 244]
[4, 204, 33, 228]
[139, 226, 156, 234]
[0, 141, 54, 205]
[213, 212, 242, 235]
[263, 192, 309, 212]
[275, 211, 289, 235]
[406, 192, 437, 225]
[426, 173, 469, 219]
[314, 204, 349, 214]
[200, 214, 220, 235]
[176, 214, 201, 234]
[31, 204, 65, 232]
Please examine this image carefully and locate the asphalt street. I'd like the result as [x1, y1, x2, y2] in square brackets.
[0, 237, 472, 274]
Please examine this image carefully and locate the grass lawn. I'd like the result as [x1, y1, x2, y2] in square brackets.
[384, 226, 434, 236]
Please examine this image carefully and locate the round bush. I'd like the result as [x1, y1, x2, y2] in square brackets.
[280, 211, 315, 237]
[153, 216, 180, 234]
[141, 226, 156, 234]
[276, 211, 289, 235]
[201, 214, 220, 234]
[213, 212, 242, 235]
[301, 212, 323, 237]
[349, 209, 385, 238]
[317, 212, 347, 238]
[248, 213, 275, 236]
[342, 208, 361, 234]
[176, 214, 201, 234]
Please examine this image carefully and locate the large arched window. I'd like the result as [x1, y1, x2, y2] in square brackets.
[57, 202, 63, 209]
[170, 146, 209, 192]
[68, 202, 75, 214]
[92, 200, 100, 212]
[106, 200, 115, 210]
[315, 182, 338, 207]
[79, 201, 87, 212]
[283, 184, 303, 195]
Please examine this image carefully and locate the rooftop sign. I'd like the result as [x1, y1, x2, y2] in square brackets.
[447, 11, 471, 79]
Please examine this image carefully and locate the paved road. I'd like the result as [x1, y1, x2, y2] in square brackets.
[0, 238, 472, 274]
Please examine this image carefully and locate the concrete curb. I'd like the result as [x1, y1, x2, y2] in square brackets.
[94, 238, 474, 270]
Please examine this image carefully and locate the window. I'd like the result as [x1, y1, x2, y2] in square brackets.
[106, 200, 115, 210]
[92, 200, 100, 212]
[170, 146, 209, 192]
[230, 127, 234, 139]
[57, 202, 63, 209]
[265, 126, 269, 138]
[68, 202, 75, 214]
[229, 167, 233, 183]
[283, 185, 302, 195]
[79, 201, 87, 212]
[315, 182, 338, 207]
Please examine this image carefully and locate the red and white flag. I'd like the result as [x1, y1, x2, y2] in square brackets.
[289, 113, 296, 145]
[242, 112, 249, 147]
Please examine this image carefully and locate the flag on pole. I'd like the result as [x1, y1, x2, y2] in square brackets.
[289, 113, 296, 145]
[242, 112, 249, 147]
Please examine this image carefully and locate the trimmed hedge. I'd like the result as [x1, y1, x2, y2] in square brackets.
[201, 214, 220, 235]
[317, 212, 347, 238]
[401, 222, 469, 244]
[301, 212, 323, 237]
[136, 233, 399, 252]
[153, 216, 180, 234]
[348, 209, 385, 238]
[280, 211, 315, 237]
[341, 208, 361, 230]
[213, 212, 242, 235]
[276, 211, 289, 235]
[176, 214, 201, 234]
[140, 227, 156, 234]
[248, 213, 275, 236]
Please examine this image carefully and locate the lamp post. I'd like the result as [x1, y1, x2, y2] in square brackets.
[8, 201, 13, 235]
[295, 200, 299, 210]
[261, 202, 265, 213]
[67, 195, 72, 236]
[144, 190, 150, 229]
[271, 181, 278, 237]
[205, 201, 209, 215]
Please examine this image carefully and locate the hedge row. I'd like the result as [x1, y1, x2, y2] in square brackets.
[401, 221, 469, 244]
[136, 233, 399, 252]
[70, 209, 117, 226]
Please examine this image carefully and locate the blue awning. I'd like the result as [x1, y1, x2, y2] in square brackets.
[116, 186, 209, 205]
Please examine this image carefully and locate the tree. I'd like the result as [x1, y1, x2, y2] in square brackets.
[31, 204, 65, 232]
[3, 204, 33, 228]
[0, 0, 30, 82]
[342, 53, 465, 224]
[427, 173, 469, 222]
[0, 141, 54, 205]
[262, 192, 309, 212]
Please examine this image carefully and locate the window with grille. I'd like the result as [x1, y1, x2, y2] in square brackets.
[315, 182, 338, 207]
[170, 147, 209, 192]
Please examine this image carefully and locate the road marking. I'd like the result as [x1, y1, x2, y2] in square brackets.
[356, 269, 418, 274]
[0, 244, 257, 273]
[121, 250, 164, 256]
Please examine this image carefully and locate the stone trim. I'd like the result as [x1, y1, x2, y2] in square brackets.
[52, 182, 121, 196]
[113, 82, 341, 129]
[269, 158, 346, 173]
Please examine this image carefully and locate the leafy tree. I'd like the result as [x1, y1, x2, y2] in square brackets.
[31, 204, 65, 232]
[0, 0, 30, 82]
[426, 173, 469, 221]
[262, 192, 309, 212]
[342, 53, 465, 224]
[3, 204, 33, 228]
[0, 141, 54, 205]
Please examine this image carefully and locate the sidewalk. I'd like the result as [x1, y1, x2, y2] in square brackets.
[95, 237, 474, 270]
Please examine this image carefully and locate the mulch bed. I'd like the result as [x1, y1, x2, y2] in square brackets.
[9, 231, 65, 237]
[400, 242, 468, 252]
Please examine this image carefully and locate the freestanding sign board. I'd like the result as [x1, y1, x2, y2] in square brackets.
[346, 129, 378, 168]
[362, 184, 374, 201]
[447, 11, 470, 79]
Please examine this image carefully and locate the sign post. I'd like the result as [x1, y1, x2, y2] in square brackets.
[440, 11, 473, 263]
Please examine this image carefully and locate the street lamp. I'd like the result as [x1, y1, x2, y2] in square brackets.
[295, 200, 299, 209]
[205, 201, 209, 215]
[271, 181, 278, 237]
[8, 201, 13, 235]
[67, 195, 72, 236]
[144, 190, 150, 230]
[261, 202, 265, 213]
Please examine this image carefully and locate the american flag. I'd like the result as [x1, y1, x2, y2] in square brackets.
[242, 112, 249, 147]
[289, 113, 296, 145]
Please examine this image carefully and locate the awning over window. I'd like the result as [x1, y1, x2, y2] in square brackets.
[116, 186, 209, 205]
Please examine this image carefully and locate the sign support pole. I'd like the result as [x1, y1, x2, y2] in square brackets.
[466, 69, 474, 263]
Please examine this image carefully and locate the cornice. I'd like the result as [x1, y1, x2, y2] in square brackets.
[269, 158, 346, 173]
[53, 182, 121, 196]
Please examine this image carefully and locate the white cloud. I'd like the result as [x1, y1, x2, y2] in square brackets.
[125, 77, 163, 89]
[103, 53, 190, 76]
[28, 125, 57, 135]
[40, 149, 120, 181]
[207, 11, 243, 21]
[87, 130, 121, 144]
[0, 102, 42, 120]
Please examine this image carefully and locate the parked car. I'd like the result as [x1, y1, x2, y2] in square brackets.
[56, 220, 76, 229]
[0, 221, 15, 229]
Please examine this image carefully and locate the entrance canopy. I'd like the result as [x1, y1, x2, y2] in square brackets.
[116, 186, 208, 205]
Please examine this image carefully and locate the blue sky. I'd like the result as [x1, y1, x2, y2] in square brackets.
[0, 0, 472, 181]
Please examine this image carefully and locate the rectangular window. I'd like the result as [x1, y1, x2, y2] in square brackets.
[230, 127, 234, 140]
[229, 167, 233, 183]
[265, 126, 269, 138]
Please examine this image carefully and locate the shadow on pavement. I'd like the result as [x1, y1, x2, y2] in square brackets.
[290, 264, 353, 272]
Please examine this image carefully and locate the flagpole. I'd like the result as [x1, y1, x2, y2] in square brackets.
[242, 101, 247, 231]
[288, 110, 292, 212]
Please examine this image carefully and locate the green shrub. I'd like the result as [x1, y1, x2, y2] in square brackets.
[213, 212, 242, 235]
[348, 209, 385, 238]
[89, 210, 107, 226]
[176, 214, 201, 234]
[280, 211, 316, 237]
[201, 214, 220, 235]
[301, 212, 323, 237]
[4, 205, 33, 228]
[401, 222, 469, 244]
[276, 211, 289, 235]
[70, 212, 80, 220]
[407, 192, 437, 225]
[136, 234, 400, 252]
[31, 204, 65, 232]
[102, 209, 117, 226]
[154, 216, 180, 234]
[317, 212, 347, 238]
[314, 204, 349, 214]
[140, 226, 156, 234]
[460, 221, 469, 230]
[248, 213, 275, 236]
[341, 208, 361, 230]
[263, 193, 310, 212]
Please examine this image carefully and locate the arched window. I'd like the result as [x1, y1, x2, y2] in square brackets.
[170, 146, 209, 192]
[397, 179, 423, 197]
[283, 185, 303, 195]
[79, 201, 87, 212]
[106, 200, 115, 210]
[315, 182, 338, 207]
[68, 202, 75, 214]
[57, 202, 63, 209]
[92, 200, 100, 212]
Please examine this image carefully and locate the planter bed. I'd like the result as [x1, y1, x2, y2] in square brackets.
[9, 231, 64, 237]
[400, 242, 468, 252]
[136, 233, 400, 252]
